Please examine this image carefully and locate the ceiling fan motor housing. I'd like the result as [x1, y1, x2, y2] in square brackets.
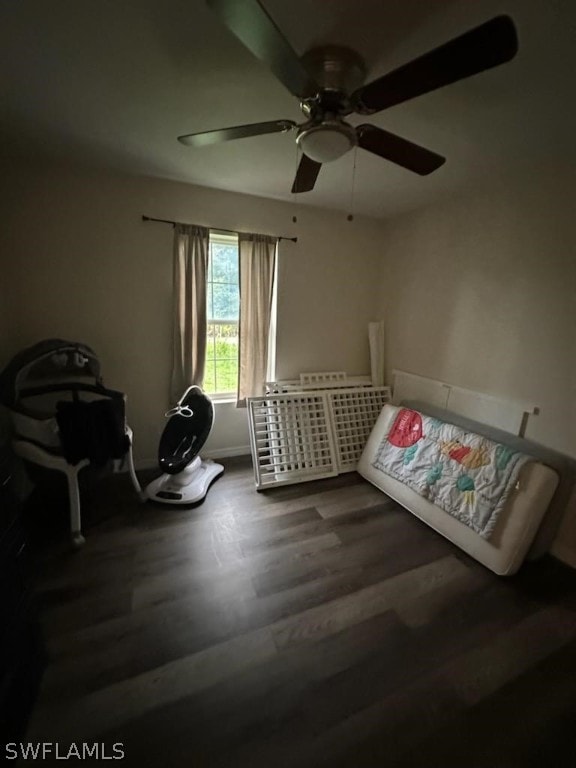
[295, 46, 366, 163]
[300, 46, 367, 97]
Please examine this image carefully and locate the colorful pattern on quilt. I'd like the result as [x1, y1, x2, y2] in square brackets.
[372, 408, 532, 539]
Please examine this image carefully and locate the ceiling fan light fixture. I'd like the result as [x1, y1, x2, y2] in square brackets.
[296, 123, 356, 163]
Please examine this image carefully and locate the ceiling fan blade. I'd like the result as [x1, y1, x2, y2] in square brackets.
[357, 124, 445, 175]
[178, 119, 296, 147]
[291, 154, 322, 193]
[352, 15, 518, 115]
[206, 0, 318, 98]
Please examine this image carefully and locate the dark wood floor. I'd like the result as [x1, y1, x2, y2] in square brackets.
[23, 457, 576, 767]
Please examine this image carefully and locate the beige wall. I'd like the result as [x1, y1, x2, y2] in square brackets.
[381, 165, 576, 456]
[378, 163, 576, 558]
[0, 159, 383, 463]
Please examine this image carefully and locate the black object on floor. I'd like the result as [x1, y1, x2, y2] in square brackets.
[0, 446, 46, 743]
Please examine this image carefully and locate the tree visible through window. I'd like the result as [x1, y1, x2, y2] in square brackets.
[204, 233, 239, 395]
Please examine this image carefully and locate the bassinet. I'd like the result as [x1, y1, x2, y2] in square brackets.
[0, 339, 142, 546]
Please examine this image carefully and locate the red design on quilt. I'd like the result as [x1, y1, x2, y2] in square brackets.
[448, 444, 472, 463]
[388, 409, 423, 448]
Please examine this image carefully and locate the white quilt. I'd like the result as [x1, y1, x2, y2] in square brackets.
[372, 408, 532, 539]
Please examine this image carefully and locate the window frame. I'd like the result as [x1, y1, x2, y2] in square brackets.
[204, 231, 240, 400]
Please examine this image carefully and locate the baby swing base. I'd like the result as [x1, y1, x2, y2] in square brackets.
[145, 456, 224, 505]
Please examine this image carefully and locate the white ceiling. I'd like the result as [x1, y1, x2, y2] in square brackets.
[1, 0, 574, 218]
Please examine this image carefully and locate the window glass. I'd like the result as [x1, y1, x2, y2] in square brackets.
[204, 234, 239, 396]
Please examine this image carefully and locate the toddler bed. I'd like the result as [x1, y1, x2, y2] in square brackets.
[358, 403, 559, 575]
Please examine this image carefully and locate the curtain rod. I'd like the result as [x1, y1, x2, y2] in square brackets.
[142, 215, 297, 243]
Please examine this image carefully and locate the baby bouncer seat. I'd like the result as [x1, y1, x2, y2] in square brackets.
[0, 339, 141, 546]
[145, 385, 224, 504]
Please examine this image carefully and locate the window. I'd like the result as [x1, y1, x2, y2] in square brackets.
[203, 232, 239, 396]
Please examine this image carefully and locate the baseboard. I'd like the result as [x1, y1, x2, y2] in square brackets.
[203, 445, 251, 460]
[133, 445, 251, 472]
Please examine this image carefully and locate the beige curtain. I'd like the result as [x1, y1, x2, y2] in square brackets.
[237, 233, 278, 406]
[171, 223, 209, 402]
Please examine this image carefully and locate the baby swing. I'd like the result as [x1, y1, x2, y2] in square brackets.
[145, 385, 224, 504]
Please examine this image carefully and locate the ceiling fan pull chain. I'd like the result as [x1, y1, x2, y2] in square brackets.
[347, 147, 358, 222]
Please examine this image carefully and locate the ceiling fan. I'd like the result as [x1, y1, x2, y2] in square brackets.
[178, 0, 518, 193]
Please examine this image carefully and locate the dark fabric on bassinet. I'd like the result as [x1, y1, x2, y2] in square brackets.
[55, 397, 130, 466]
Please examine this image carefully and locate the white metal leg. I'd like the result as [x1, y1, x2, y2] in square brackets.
[65, 466, 85, 547]
[13, 439, 90, 547]
[12, 428, 143, 545]
[124, 426, 145, 500]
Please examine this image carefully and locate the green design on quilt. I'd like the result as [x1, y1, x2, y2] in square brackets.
[403, 444, 418, 465]
[495, 444, 516, 470]
[456, 474, 475, 492]
[426, 463, 443, 485]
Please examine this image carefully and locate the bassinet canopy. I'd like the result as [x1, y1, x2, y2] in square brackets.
[0, 339, 101, 411]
